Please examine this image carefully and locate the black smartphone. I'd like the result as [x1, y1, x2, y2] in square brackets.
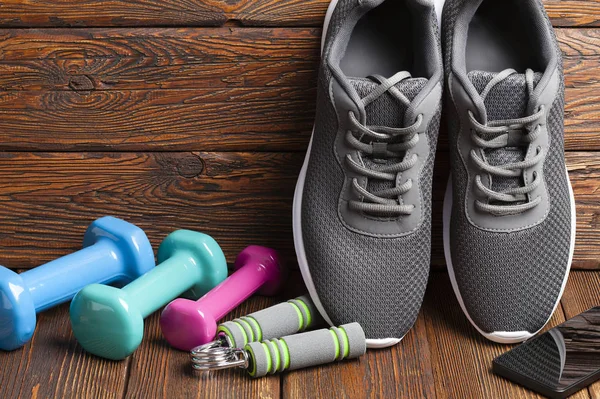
[493, 306, 600, 398]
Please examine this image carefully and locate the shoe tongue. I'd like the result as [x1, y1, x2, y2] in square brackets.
[467, 70, 543, 197]
[347, 76, 428, 213]
[348, 76, 429, 127]
[467, 70, 543, 121]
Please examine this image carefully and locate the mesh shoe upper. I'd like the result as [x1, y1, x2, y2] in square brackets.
[297, 0, 443, 340]
[443, 0, 573, 334]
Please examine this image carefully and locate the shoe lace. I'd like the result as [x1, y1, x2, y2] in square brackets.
[469, 68, 545, 216]
[345, 71, 423, 217]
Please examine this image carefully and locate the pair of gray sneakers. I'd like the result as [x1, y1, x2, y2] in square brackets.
[293, 0, 575, 347]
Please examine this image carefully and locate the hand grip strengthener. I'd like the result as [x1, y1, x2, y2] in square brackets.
[197, 295, 325, 351]
[191, 323, 366, 378]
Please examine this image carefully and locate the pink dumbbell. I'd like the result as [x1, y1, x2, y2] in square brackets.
[160, 246, 286, 351]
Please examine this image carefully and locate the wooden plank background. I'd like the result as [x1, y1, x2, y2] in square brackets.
[2, 269, 600, 399]
[0, 26, 597, 269]
[1, 1, 600, 398]
[0, 0, 598, 27]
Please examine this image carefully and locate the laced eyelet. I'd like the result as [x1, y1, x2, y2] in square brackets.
[465, 70, 544, 215]
[538, 105, 546, 126]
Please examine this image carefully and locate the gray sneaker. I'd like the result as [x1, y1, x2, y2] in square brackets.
[442, 0, 576, 343]
[293, 0, 443, 347]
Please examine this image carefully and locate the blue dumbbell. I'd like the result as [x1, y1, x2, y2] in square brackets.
[0, 216, 155, 351]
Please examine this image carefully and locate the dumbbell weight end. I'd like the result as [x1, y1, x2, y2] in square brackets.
[160, 246, 286, 351]
[70, 230, 228, 360]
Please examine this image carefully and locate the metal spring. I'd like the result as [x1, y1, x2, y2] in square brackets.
[191, 346, 249, 371]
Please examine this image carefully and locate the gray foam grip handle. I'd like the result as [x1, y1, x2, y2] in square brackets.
[217, 295, 324, 347]
[245, 323, 366, 377]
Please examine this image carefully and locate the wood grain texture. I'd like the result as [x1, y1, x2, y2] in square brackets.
[0, 87, 315, 152]
[0, 28, 590, 92]
[545, 0, 600, 27]
[0, 0, 597, 27]
[0, 28, 320, 91]
[0, 28, 598, 151]
[124, 296, 281, 399]
[124, 271, 307, 398]
[421, 273, 590, 399]
[0, 152, 300, 267]
[0, 302, 128, 399]
[0, 0, 597, 396]
[3, 82, 598, 151]
[0, 151, 599, 270]
[566, 154, 600, 269]
[557, 29, 600, 151]
[0, 272, 600, 399]
[0, 0, 330, 28]
[0, 28, 320, 63]
[0, 28, 319, 152]
[1, 272, 598, 399]
[0, 292, 285, 399]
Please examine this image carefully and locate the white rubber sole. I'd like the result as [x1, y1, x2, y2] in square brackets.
[442, 169, 576, 344]
[293, 0, 446, 349]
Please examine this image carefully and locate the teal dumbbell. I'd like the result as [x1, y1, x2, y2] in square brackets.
[69, 230, 228, 360]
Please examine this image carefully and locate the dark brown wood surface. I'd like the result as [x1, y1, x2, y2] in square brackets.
[124, 300, 281, 399]
[0, 28, 597, 151]
[1, 0, 600, 398]
[3, 271, 600, 399]
[0, 0, 598, 27]
[0, 151, 598, 270]
[0, 291, 282, 399]
[0, 24, 597, 269]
